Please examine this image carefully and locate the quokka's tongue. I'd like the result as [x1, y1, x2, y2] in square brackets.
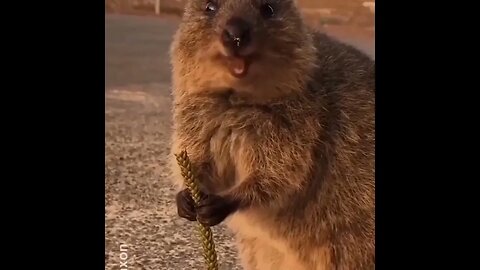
[228, 57, 248, 77]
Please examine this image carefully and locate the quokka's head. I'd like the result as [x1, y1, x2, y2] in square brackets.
[171, 0, 316, 100]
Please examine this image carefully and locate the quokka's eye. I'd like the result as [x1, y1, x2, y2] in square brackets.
[260, 3, 275, 19]
[205, 1, 219, 16]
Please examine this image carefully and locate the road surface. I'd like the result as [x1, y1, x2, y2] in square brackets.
[105, 13, 374, 270]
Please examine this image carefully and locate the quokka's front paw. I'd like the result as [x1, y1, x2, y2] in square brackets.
[196, 194, 238, 227]
[175, 189, 197, 222]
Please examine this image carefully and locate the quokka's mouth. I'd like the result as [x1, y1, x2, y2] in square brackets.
[227, 56, 250, 78]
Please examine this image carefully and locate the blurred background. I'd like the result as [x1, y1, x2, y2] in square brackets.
[105, 1, 374, 269]
[105, 0, 374, 28]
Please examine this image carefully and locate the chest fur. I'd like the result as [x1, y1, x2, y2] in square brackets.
[174, 95, 264, 192]
[208, 125, 248, 192]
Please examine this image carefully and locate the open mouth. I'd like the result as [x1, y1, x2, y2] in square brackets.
[226, 57, 250, 78]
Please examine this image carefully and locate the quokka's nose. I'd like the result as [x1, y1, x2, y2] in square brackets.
[221, 17, 252, 55]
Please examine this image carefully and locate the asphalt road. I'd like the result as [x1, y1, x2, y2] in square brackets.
[105, 13, 374, 270]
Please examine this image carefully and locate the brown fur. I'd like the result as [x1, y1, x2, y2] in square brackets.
[169, 0, 375, 269]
